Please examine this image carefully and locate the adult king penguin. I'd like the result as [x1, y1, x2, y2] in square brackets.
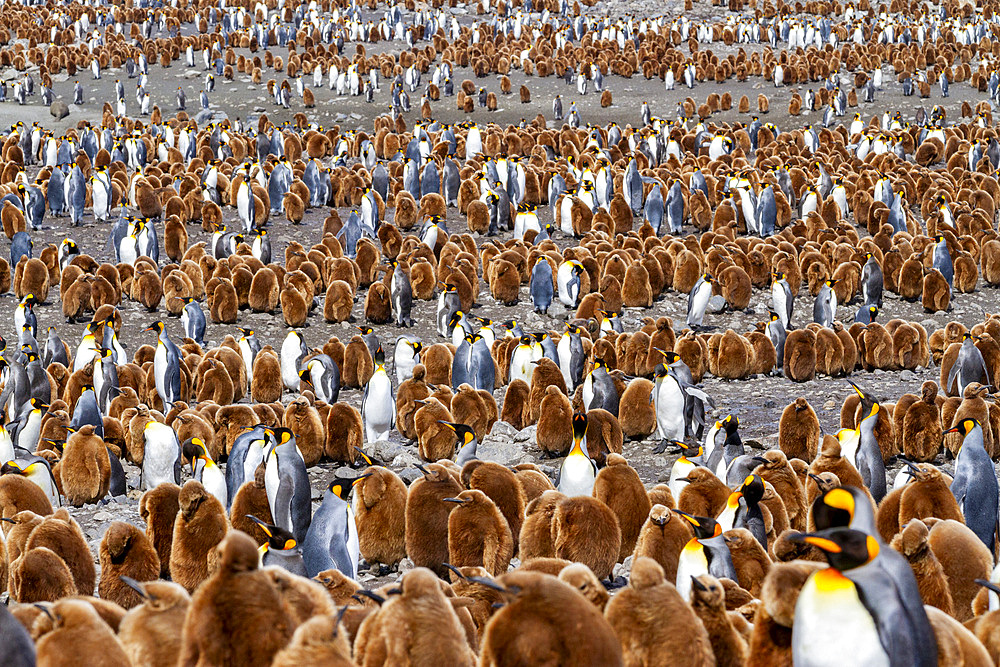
[301, 474, 368, 578]
[145, 321, 181, 412]
[791, 527, 936, 667]
[687, 274, 714, 329]
[946, 418, 999, 553]
[557, 413, 597, 497]
[362, 346, 395, 443]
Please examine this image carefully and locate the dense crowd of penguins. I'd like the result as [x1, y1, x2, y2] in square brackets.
[5, 0, 1000, 661]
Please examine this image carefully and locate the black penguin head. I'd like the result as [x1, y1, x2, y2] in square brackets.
[944, 418, 979, 437]
[738, 474, 764, 504]
[722, 414, 739, 433]
[571, 412, 587, 442]
[438, 421, 475, 447]
[373, 346, 385, 368]
[518, 335, 532, 346]
[237, 327, 254, 337]
[269, 427, 294, 445]
[246, 515, 297, 551]
[328, 473, 370, 500]
[847, 380, 878, 420]
[144, 321, 164, 334]
[811, 486, 861, 530]
[790, 528, 879, 571]
[673, 509, 722, 540]
[410, 341, 422, 353]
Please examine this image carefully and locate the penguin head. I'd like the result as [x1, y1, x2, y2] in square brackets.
[790, 527, 879, 571]
[246, 514, 297, 551]
[672, 509, 722, 540]
[328, 473, 369, 500]
[944, 417, 979, 438]
[518, 334, 533, 347]
[269, 427, 295, 446]
[438, 420, 475, 448]
[812, 486, 863, 530]
[824, 279, 839, 288]
[0, 460, 23, 476]
[721, 414, 739, 432]
[738, 474, 764, 504]
[867, 305, 878, 319]
[237, 327, 254, 337]
[373, 346, 386, 369]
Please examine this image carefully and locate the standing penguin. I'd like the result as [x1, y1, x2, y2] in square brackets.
[393, 337, 422, 384]
[281, 331, 309, 392]
[557, 324, 586, 391]
[557, 413, 597, 497]
[771, 272, 794, 329]
[847, 381, 887, 503]
[436, 283, 461, 337]
[946, 418, 999, 553]
[301, 474, 366, 578]
[179, 298, 206, 346]
[860, 253, 883, 307]
[362, 347, 395, 443]
[813, 279, 839, 327]
[264, 428, 312, 542]
[673, 510, 738, 601]
[389, 260, 414, 327]
[766, 311, 787, 370]
[142, 421, 182, 490]
[791, 528, 937, 667]
[933, 235, 954, 292]
[582, 358, 620, 415]
[557, 260, 584, 308]
[687, 273, 714, 329]
[946, 333, 992, 395]
[530, 258, 554, 315]
[246, 515, 307, 576]
[298, 354, 340, 404]
[145, 321, 181, 411]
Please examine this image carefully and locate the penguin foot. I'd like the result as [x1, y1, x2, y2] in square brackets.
[603, 576, 628, 590]
[651, 440, 670, 454]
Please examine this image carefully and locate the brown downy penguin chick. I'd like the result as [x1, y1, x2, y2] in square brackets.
[354, 466, 407, 570]
[559, 562, 610, 611]
[632, 503, 693, 583]
[262, 567, 337, 625]
[356, 567, 476, 666]
[313, 568, 364, 606]
[753, 450, 807, 531]
[553, 496, 622, 580]
[170, 479, 228, 593]
[405, 462, 464, 578]
[139, 482, 180, 578]
[809, 434, 869, 501]
[923, 268, 951, 312]
[462, 460, 526, 552]
[593, 454, 651, 562]
[396, 363, 431, 440]
[903, 381, 943, 462]
[59, 424, 110, 506]
[606, 556, 713, 666]
[179, 531, 294, 666]
[250, 346, 283, 403]
[479, 569, 624, 666]
[619, 378, 657, 439]
[282, 397, 324, 466]
[513, 463, 555, 503]
[342, 334, 374, 389]
[9, 546, 77, 602]
[99, 521, 161, 609]
[925, 605, 994, 667]
[690, 573, 749, 667]
[647, 483, 675, 509]
[928, 519, 992, 623]
[445, 563, 506, 637]
[230, 464, 274, 545]
[783, 328, 817, 382]
[445, 489, 514, 577]
[414, 398, 455, 461]
[117, 579, 191, 667]
[536, 385, 573, 455]
[25, 508, 94, 596]
[35, 598, 130, 667]
[528, 357, 568, 423]
[270, 611, 356, 667]
[724, 527, 772, 597]
[499, 378, 531, 430]
[748, 560, 825, 667]
[518, 489, 566, 561]
[898, 462, 963, 526]
[778, 397, 821, 461]
[678, 466, 730, 518]
[324, 403, 363, 465]
[0, 473, 52, 522]
[890, 519, 954, 615]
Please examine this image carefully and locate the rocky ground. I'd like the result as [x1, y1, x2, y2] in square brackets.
[0, 0, 991, 589]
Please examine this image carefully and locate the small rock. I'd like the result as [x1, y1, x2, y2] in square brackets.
[822, 399, 837, 410]
[397, 557, 415, 574]
[92, 511, 115, 522]
[708, 295, 727, 313]
[899, 370, 916, 381]
[513, 425, 536, 443]
[399, 467, 423, 485]
[391, 451, 420, 468]
[49, 100, 69, 120]
[490, 421, 517, 437]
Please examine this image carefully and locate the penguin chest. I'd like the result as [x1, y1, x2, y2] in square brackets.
[793, 572, 888, 667]
[656, 379, 685, 439]
[558, 454, 595, 497]
[676, 539, 709, 599]
[153, 344, 168, 392]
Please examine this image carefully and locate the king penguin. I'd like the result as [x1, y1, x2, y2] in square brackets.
[582, 358, 619, 416]
[860, 253, 883, 307]
[687, 273, 714, 329]
[299, 354, 340, 404]
[142, 421, 182, 490]
[179, 298, 206, 346]
[557, 323, 586, 390]
[389, 259, 414, 327]
[846, 381, 887, 502]
[393, 337, 422, 384]
[264, 427, 312, 542]
[771, 271, 794, 329]
[557, 260, 584, 308]
[791, 527, 936, 667]
[301, 474, 368, 578]
[813, 279, 839, 327]
[362, 346, 395, 443]
[281, 330, 309, 392]
[673, 510, 738, 601]
[146, 321, 181, 412]
[557, 413, 597, 497]
[246, 514, 308, 576]
[530, 258, 554, 314]
[946, 418, 999, 553]
[946, 333, 991, 395]
[439, 421, 479, 466]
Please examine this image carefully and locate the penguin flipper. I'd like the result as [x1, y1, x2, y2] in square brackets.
[683, 385, 715, 409]
[946, 360, 961, 395]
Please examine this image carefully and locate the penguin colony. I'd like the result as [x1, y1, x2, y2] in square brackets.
[6, 0, 1000, 663]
